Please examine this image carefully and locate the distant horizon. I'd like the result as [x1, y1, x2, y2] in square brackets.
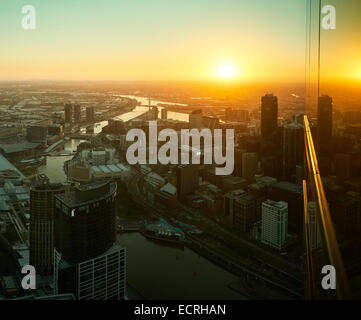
[2, 1, 361, 85]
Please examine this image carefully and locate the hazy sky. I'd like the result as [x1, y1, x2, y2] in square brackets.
[0, 0, 359, 83]
[320, 0, 361, 84]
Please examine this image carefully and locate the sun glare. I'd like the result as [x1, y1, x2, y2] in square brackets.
[217, 62, 237, 79]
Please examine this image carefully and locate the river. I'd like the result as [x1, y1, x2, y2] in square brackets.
[38, 114, 246, 299]
[116, 95, 189, 122]
[117, 232, 246, 300]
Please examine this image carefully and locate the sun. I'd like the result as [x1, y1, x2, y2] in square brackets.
[217, 62, 237, 79]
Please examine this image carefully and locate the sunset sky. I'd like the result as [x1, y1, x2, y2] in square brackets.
[0, 0, 360, 83]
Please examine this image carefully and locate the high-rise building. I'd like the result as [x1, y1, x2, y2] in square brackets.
[54, 181, 117, 263]
[202, 116, 219, 129]
[53, 181, 125, 300]
[242, 152, 258, 182]
[233, 148, 245, 177]
[189, 109, 203, 128]
[176, 165, 199, 197]
[64, 104, 72, 123]
[334, 153, 350, 183]
[29, 174, 64, 275]
[55, 244, 125, 300]
[261, 94, 278, 139]
[160, 108, 167, 120]
[261, 200, 288, 251]
[330, 191, 361, 237]
[317, 95, 333, 152]
[307, 202, 322, 250]
[283, 121, 304, 181]
[232, 192, 263, 233]
[262, 156, 281, 180]
[151, 106, 158, 120]
[224, 189, 245, 224]
[269, 181, 303, 235]
[74, 104, 81, 123]
[85, 107, 94, 122]
[225, 108, 249, 122]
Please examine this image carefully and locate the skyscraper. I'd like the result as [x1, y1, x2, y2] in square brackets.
[261, 94, 278, 139]
[85, 106, 94, 122]
[64, 104, 72, 123]
[53, 181, 125, 300]
[334, 153, 350, 183]
[177, 165, 199, 197]
[54, 181, 117, 263]
[232, 193, 262, 234]
[29, 174, 64, 276]
[283, 121, 304, 182]
[161, 108, 167, 120]
[269, 181, 303, 235]
[189, 109, 203, 128]
[317, 95, 333, 153]
[261, 200, 288, 251]
[307, 202, 322, 250]
[74, 104, 81, 123]
[225, 108, 249, 122]
[242, 152, 258, 182]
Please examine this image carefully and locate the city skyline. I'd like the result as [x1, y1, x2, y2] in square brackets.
[1, 0, 361, 303]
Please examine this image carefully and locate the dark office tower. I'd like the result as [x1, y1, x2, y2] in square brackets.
[262, 156, 280, 180]
[189, 109, 203, 128]
[269, 181, 303, 235]
[234, 148, 245, 177]
[161, 108, 167, 120]
[64, 104, 72, 123]
[317, 95, 333, 153]
[85, 106, 94, 122]
[225, 108, 249, 122]
[232, 193, 263, 234]
[261, 94, 278, 139]
[54, 181, 117, 263]
[54, 181, 125, 300]
[29, 174, 64, 276]
[74, 104, 81, 123]
[176, 165, 199, 197]
[331, 192, 361, 237]
[334, 153, 350, 183]
[283, 122, 304, 182]
[242, 152, 258, 182]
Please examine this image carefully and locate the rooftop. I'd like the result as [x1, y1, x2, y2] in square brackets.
[0, 154, 24, 179]
[273, 181, 303, 195]
[55, 181, 116, 208]
[0, 141, 40, 154]
[263, 199, 288, 209]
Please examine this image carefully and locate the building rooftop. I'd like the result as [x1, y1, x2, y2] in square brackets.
[159, 183, 177, 196]
[55, 181, 116, 208]
[273, 181, 303, 195]
[236, 192, 258, 204]
[263, 199, 288, 209]
[0, 142, 40, 154]
[0, 154, 24, 179]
